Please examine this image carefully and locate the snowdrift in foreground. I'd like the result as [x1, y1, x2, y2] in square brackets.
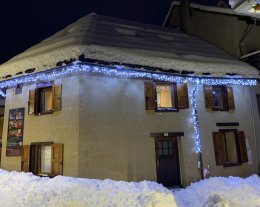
[0, 169, 175, 207]
[174, 175, 260, 207]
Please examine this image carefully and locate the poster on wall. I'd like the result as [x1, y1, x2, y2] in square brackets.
[6, 108, 25, 156]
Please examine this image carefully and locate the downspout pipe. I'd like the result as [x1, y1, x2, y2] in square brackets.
[239, 18, 256, 56]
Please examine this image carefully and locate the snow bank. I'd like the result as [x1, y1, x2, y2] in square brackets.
[0, 169, 175, 207]
[173, 175, 260, 207]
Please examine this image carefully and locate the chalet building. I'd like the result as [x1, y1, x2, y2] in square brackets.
[0, 13, 259, 187]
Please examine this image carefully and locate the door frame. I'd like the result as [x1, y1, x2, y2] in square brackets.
[154, 136, 181, 187]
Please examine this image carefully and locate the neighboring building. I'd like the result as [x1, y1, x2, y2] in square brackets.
[165, 1, 260, 176]
[0, 13, 259, 187]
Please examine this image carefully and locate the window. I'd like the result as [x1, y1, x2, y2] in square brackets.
[213, 130, 248, 167]
[204, 85, 235, 111]
[28, 83, 62, 115]
[145, 82, 189, 111]
[21, 143, 63, 177]
[15, 84, 23, 95]
[256, 94, 260, 118]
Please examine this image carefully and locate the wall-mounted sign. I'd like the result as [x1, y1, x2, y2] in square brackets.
[6, 108, 25, 156]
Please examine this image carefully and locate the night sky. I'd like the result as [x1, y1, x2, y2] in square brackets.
[0, 0, 229, 65]
[0, 0, 172, 64]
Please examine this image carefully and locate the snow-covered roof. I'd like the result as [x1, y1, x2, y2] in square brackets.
[167, 1, 260, 20]
[0, 12, 258, 79]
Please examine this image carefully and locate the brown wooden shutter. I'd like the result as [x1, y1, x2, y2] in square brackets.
[237, 131, 248, 163]
[51, 143, 63, 176]
[177, 83, 189, 109]
[144, 82, 156, 110]
[52, 85, 62, 111]
[34, 88, 40, 115]
[204, 85, 213, 109]
[213, 132, 225, 166]
[28, 90, 35, 115]
[227, 86, 235, 110]
[21, 145, 30, 172]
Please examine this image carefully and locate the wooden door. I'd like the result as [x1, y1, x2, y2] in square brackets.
[155, 137, 181, 187]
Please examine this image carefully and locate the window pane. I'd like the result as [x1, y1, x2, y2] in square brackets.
[169, 141, 173, 148]
[159, 149, 163, 155]
[224, 131, 238, 164]
[163, 148, 168, 155]
[40, 88, 53, 112]
[41, 145, 52, 174]
[163, 141, 168, 148]
[157, 141, 162, 149]
[212, 87, 224, 109]
[156, 85, 173, 108]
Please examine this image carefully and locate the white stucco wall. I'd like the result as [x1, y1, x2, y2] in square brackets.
[0, 76, 80, 177]
[249, 85, 260, 173]
[197, 85, 258, 177]
[78, 76, 200, 185]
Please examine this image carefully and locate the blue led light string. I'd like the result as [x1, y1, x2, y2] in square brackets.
[191, 82, 201, 153]
[0, 63, 257, 90]
[0, 63, 257, 153]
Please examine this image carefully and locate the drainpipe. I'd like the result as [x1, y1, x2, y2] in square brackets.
[239, 18, 256, 56]
[180, 0, 191, 33]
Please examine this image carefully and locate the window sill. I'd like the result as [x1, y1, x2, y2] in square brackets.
[223, 162, 242, 168]
[36, 110, 54, 116]
[156, 108, 179, 112]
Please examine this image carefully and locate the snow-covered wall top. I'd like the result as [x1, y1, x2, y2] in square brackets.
[0, 13, 258, 79]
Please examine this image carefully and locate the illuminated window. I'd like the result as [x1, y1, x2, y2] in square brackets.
[156, 84, 176, 110]
[40, 145, 52, 174]
[144, 82, 189, 111]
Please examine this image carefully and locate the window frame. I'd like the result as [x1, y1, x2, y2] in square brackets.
[204, 85, 235, 111]
[211, 85, 229, 111]
[36, 86, 54, 115]
[28, 82, 62, 116]
[219, 129, 241, 167]
[213, 129, 248, 167]
[144, 81, 189, 112]
[21, 142, 63, 177]
[155, 82, 178, 112]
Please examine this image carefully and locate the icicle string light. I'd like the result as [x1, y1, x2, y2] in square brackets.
[0, 63, 257, 89]
[0, 63, 257, 153]
[191, 82, 201, 153]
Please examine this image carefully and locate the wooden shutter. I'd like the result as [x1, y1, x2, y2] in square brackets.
[177, 83, 189, 109]
[144, 82, 156, 110]
[213, 132, 225, 166]
[28, 90, 35, 115]
[227, 86, 235, 110]
[204, 85, 213, 109]
[237, 131, 248, 163]
[51, 143, 63, 176]
[52, 85, 62, 111]
[21, 145, 30, 172]
[34, 88, 40, 115]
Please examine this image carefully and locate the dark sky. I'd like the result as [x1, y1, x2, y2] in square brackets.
[0, 0, 230, 64]
[0, 0, 172, 64]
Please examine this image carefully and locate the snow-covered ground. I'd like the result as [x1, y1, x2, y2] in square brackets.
[0, 169, 175, 207]
[1, 169, 260, 207]
[174, 175, 260, 207]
